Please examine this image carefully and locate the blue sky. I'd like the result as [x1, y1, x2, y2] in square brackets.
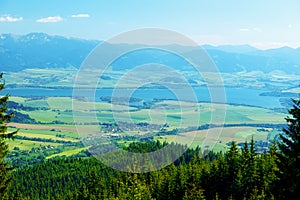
[0, 0, 300, 49]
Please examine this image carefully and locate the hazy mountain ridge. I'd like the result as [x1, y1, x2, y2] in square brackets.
[0, 33, 299, 74]
[0, 33, 99, 71]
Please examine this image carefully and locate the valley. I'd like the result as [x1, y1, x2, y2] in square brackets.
[1, 34, 298, 167]
[6, 94, 286, 167]
[1, 1, 300, 198]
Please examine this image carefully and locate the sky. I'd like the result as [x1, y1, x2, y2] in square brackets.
[0, 0, 300, 49]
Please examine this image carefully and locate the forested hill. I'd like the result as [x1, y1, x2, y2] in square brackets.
[1, 33, 300, 74]
[8, 140, 279, 200]
[2, 88, 300, 200]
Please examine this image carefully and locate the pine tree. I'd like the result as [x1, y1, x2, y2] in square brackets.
[241, 141, 252, 198]
[262, 142, 278, 199]
[216, 153, 228, 199]
[225, 141, 242, 199]
[0, 73, 17, 199]
[241, 138, 262, 199]
[117, 173, 153, 200]
[275, 97, 300, 199]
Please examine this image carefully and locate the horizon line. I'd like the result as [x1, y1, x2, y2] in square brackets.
[1, 31, 299, 51]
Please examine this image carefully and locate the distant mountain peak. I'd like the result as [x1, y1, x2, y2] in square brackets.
[20, 32, 52, 43]
[0, 32, 299, 75]
[202, 44, 258, 54]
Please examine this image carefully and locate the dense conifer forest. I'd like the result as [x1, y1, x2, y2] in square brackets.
[1, 75, 300, 199]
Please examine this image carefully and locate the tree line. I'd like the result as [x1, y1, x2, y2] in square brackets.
[0, 74, 299, 199]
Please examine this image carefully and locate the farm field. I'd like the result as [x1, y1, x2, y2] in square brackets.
[156, 126, 280, 152]
[5, 68, 300, 93]
[11, 97, 285, 125]
[1, 4, 299, 198]
[7, 139, 62, 151]
[6, 96, 286, 158]
[46, 147, 88, 159]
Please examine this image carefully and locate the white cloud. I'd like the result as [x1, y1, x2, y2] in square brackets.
[71, 14, 90, 18]
[239, 27, 262, 32]
[0, 15, 23, 22]
[36, 16, 63, 23]
[253, 27, 262, 32]
[288, 23, 300, 29]
[239, 28, 250, 32]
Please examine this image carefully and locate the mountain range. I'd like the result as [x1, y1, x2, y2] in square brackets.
[0, 33, 299, 74]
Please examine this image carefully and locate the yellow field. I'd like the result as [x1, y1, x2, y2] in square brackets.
[46, 147, 88, 159]
[157, 126, 269, 152]
[7, 97, 286, 156]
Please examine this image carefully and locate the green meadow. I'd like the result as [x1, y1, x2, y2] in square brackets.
[8, 96, 286, 156]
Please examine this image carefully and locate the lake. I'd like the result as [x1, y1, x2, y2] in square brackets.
[1, 86, 287, 109]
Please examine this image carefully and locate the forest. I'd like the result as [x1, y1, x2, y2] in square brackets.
[1, 0, 300, 199]
[1, 74, 300, 200]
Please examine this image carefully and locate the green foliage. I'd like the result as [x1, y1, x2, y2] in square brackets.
[0, 73, 17, 199]
[7, 140, 281, 200]
[275, 97, 300, 199]
[2, 78, 299, 199]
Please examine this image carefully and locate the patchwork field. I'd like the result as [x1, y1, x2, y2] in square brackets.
[7, 139, 62, 151]
[10, 97, 285, 125]
[7, 96, 286, 157]
[156, 126, 280, 152]
[46, 147, 88, 159]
